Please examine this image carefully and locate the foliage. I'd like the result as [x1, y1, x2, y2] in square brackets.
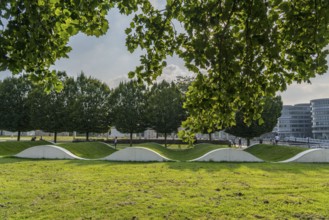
[0, 140, 50, 156]
[58, 142, 116, 159]
[175, 75, 195, 94]
[1, 1, 329, 143]
[245, 144, 308, 162]
[126, 0, 329, 142]
[147, 81, 185, 146]
[0, 76, 32, 141]
[226, 96, 283, 145]
[66, 73, 112, 140]
[28, 72, 69, 142]
[1, 159, 329, 219]
[111, 80, 148, 146]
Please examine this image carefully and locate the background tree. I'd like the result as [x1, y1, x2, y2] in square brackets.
[67, 73, 112, 141]
[225, 96, 283, 146]
[147, 80, 185, 147]
[28, 72, 69, 143]
[0, 76, 32, 141]
[111, 80, 148, 146]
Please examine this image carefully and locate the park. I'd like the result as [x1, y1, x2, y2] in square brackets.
[1, 140, 329, 219]
[1, 0, 329, 219]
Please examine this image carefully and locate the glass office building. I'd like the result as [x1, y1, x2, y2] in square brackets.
[277, 104, 312, 138]
[311, 98, 329, 139]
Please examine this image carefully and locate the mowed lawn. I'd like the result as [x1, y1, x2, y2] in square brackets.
[1, 159, 329, 219]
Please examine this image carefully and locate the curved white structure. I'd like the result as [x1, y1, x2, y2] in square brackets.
[102, 147, 170, 162]
[15, 145, 84, 160]
[190, 148, 263, 162]
[280, 149, 329, 163]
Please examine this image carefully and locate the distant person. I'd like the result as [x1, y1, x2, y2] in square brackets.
[114, 136, 118, 149]
[275, 135, 279, 145]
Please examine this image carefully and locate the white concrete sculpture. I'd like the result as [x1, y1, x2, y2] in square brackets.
[280, 149, 329, 163]
[190, 148, 263, 162]
[102, 147, 170, 162]
[15, 145, 84, 160]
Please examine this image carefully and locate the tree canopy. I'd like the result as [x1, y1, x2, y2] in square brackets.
[0, 76, 32, 141]
[28, 72, 70, 142]
[111, 80, 149, 146]
[226, 96, 283, 146]
[147, 80, 185, 146]
[1, 0, 329, 142]
[67, 73, 112, 141]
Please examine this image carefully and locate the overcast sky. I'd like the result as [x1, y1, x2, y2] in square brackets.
[1, 8, 328, 106]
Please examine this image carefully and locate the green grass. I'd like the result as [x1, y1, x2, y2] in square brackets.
[57, 142, 117, 159]
[1, 159, 329, 219]
[245, 144, 308, 162]
[137, 142, 228, 161]
[0, 140, 51, 157]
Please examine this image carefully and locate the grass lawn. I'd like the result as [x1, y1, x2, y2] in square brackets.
[245, 144, 308, 162]
[57, 142, 117, 159]
[137, 143, 228, 161]
[0, 141, 51, 157]
[0, 158, 328, 219]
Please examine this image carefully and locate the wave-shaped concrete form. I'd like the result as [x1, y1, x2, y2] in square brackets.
[190, 148, 263, 162]
[15, 145, 84, 160]
[280, 149, 329, 163]
[102, 147, 170, 162]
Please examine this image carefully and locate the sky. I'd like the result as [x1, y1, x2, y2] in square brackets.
[1, 7, 328, 106]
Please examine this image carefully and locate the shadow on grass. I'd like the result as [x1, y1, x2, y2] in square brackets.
[1, 156, 329, 175]
[63, 158, 329, 174]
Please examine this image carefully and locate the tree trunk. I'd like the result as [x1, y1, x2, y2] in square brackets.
[208, 133, 212, 141]
[86, 131, 89, 141]
[165, 132, 167, 148]
[247, 138, 250, 146]
[54, 131, 57, 143]
[130, 132, 133, 147]
[17, 130, 21, 141]
[156, 132, 158, 139]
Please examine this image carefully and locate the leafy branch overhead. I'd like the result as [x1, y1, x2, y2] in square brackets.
[1, 0, 329, 142]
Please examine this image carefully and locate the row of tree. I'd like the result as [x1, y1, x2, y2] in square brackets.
[0, 73, 185, 145]
[0, 73, 282, 146]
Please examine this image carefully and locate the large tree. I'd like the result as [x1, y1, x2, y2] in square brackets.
[1, 1, 329, 142]
[0, 76, 32, 141]
[147, 80, 185, 147]
[225, 96, 283, 146]
[28, 72, 69, 143]
[111, 80, 148, 146]
[67, 73, 112, 141]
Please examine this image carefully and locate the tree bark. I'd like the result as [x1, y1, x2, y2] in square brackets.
[130, 132, 133, 147]
[247, 138, 250, 146]
[165, 132, 167, 148]
[208, 133, 212, 141]
[54, 131, 57, 143]
[86, 131, 89, 141]
[17, 130, 21, 141]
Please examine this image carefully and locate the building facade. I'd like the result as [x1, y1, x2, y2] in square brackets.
[277, 104, 312, 138]
[311, 98, 329, 139]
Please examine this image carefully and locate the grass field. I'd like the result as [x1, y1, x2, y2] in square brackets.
[138, 143, 228, 161]
[245, 144, 308, 162]
[57, 142, 117, 159]
[0, 141, 51, 157]
[0, 158, 328, 219]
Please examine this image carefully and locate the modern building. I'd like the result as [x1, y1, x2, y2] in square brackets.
[276, 104, 312, 138]
[311, 98, 329, 139]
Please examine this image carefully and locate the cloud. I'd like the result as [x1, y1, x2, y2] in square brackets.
[280, 73, 329, 105]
